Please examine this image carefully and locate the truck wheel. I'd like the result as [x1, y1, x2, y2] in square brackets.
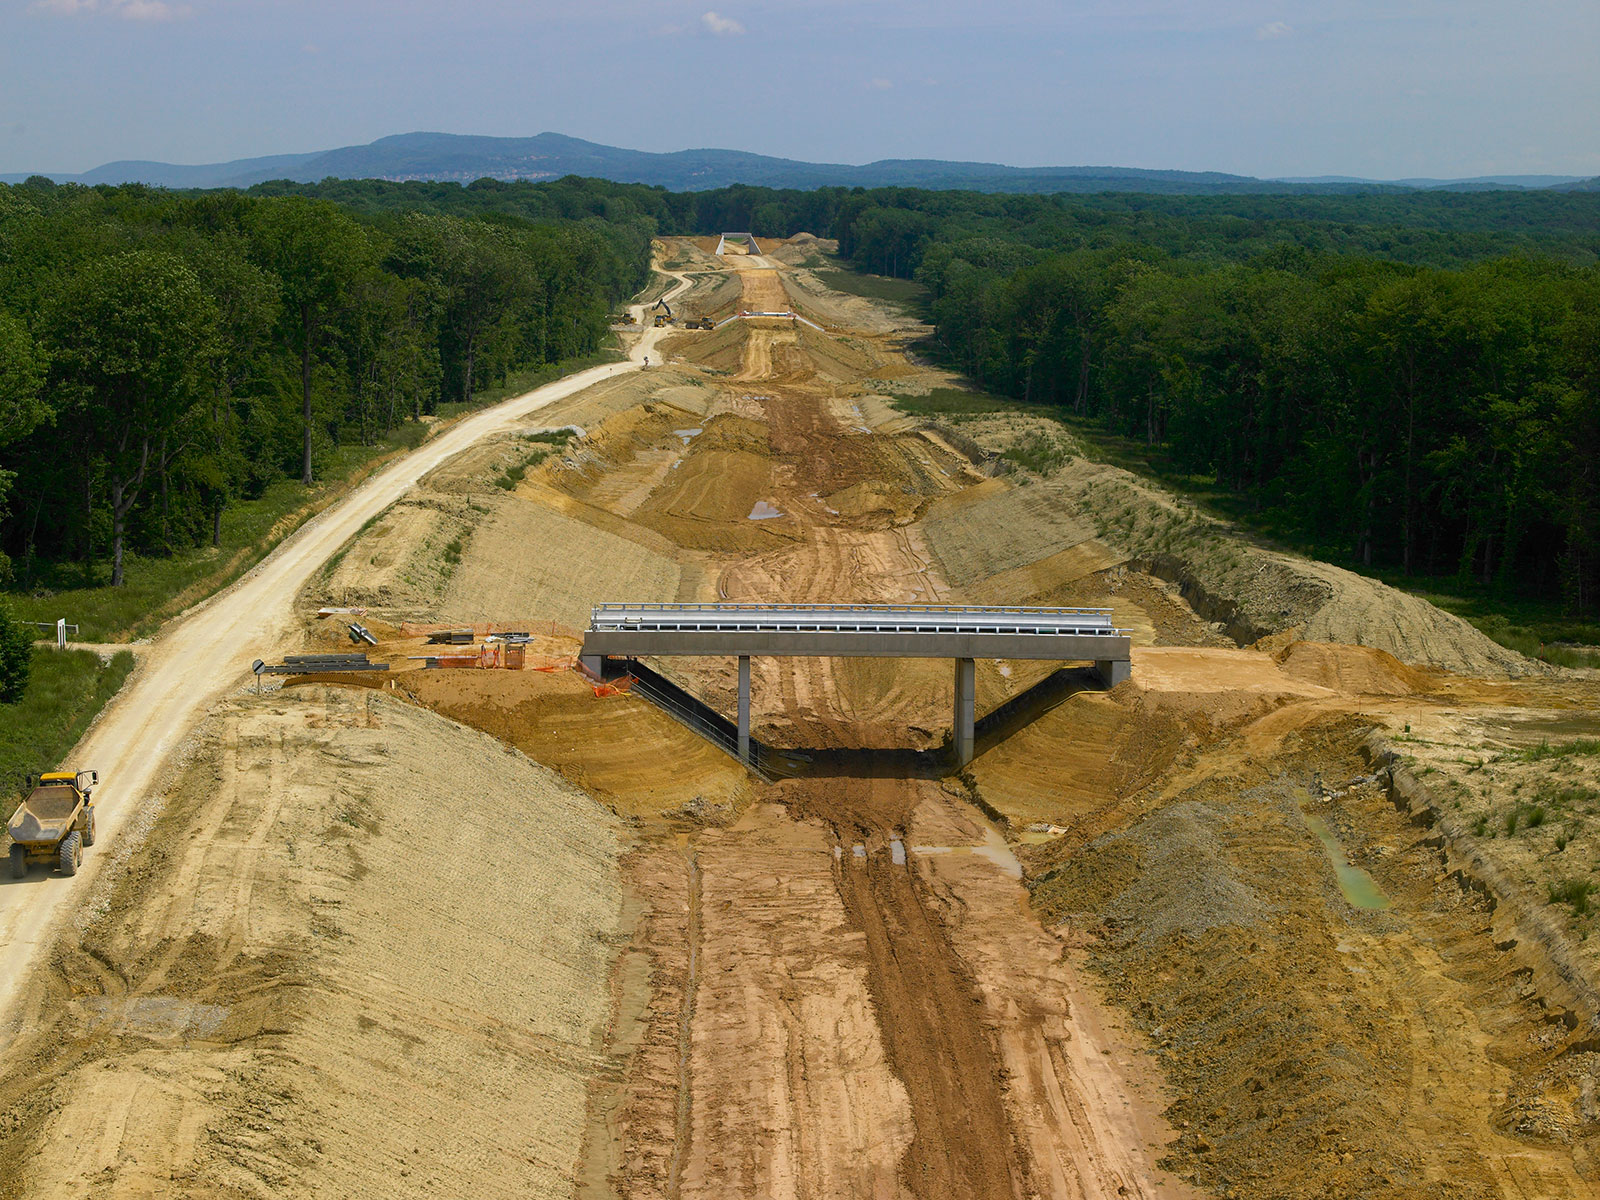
[82, 810, 95, 847]
[8, 845, 24, 879]
[58, 832, 81, 877]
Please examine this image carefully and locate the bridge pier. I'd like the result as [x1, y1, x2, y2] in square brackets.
[954, 657, 976, 766]
[737, 655, 751, 763]
[1096, 658, 1131, 687]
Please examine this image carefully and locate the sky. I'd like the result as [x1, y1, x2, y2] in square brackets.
[2, 0, 1597, 180]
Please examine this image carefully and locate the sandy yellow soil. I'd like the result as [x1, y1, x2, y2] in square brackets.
[4, 236, 1599, 1200]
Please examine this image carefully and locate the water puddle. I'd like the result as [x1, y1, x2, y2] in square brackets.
[889, 838, 907, 865]
[1302, 812, 1390, 910]
[748, 501, 784, 520]
[674, 427, 702, 445]
[973, 826, 1024, 879]
[908, 828, 1023, 880]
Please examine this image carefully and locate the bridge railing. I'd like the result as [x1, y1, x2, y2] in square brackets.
[592, 602, 1116, 619]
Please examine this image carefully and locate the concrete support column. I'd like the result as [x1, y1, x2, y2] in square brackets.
[737, 655, 752, 764]
[1096, 658, 1131, 687]
[579, 653, 604, 680]
[954, 657, 976, 767]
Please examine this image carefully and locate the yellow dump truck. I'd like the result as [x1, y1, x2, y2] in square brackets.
[8, 770, 97, 878]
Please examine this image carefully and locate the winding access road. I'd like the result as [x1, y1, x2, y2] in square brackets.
[0, 272, 694, 1029]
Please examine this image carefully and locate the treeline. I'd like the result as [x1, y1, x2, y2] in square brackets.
[930, 251, 1599, 605]
[819, 189, 1600, 611]
[0, 179, 643, 586]
[7, 170, 1599, 609]
[261, 177, 1600, 272]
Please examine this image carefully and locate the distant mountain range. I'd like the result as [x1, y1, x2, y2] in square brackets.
[4, 132, 1596, 195]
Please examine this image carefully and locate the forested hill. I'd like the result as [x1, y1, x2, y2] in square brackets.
[804, 186, 1600, 615]
[8, 131, 1595, 195]
[0, 178, 647, 590]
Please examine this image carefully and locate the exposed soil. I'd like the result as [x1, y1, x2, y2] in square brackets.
[4, 236, 1599, 1200]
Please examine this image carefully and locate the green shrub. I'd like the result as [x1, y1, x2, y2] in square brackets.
[1548, 878, 1597, 915]
[0, 601, 32, 704]
[0, 648, 133, 801]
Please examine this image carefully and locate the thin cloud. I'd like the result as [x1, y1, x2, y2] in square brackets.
[32, 0, 192, 18]
[701, 10, 745, 36]
[1255, 20, 1292, 39]
[868, 78, 893, 90]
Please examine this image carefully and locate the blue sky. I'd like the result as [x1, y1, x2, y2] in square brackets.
[3, 0, 1597, 179]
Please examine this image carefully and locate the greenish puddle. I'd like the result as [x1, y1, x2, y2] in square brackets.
[1302, 812, 1391, 910]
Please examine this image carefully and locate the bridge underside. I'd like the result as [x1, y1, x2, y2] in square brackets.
[579, 604, 1132, 769]
[580, 636, 1130, 768]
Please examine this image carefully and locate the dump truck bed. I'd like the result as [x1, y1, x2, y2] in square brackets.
[8, 786, 83, 846]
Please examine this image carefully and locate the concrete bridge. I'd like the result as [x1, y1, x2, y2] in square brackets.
[579, 603, 1132, 766]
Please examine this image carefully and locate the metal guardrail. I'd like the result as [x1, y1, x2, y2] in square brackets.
[595, 603, 1113, 617]
[589, 602, 1124, 638]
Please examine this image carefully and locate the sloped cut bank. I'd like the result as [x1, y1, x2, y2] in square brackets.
[0, 687, 624, 1200]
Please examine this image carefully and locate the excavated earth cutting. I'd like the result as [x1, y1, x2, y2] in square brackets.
[3, 237, 1600, 1200]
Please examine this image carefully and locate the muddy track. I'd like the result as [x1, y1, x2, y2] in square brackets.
[829, 781, 1024, 1199]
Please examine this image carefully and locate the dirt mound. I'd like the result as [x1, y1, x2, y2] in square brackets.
[321, 494, 477, 616]
[664, 320, 882, 385]
[1274, 640, 1432, 695]
[0, 687, 624, 1198]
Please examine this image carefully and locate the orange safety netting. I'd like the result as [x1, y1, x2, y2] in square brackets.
[590, 675, 636, 698]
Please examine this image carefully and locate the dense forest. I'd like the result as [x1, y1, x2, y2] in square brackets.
[0, 178, 644, 588]
[4, 171, 1598, 614]
[817, 188, 1600, 613]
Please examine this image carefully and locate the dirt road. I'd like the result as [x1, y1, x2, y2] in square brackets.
[0, 271, 692, 1030]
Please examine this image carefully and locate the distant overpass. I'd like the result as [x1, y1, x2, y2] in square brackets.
[579, 603, 1132, 766]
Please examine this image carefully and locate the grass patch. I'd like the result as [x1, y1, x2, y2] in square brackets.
[493, 429, 576, 491]
[5, 351, 621, 643]
[1003, 431, 1074, 477]
[0, 648, 135, 807]
[1515, 739, 1600, 762]
[814, 267, 928, 307]
[887, 387, 1030, 418]
[1548, 877, 1598, 916]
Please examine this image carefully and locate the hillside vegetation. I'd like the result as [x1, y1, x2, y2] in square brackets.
[0, 179, 645, 608]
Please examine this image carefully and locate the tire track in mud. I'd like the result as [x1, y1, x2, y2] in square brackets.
[836, 847, 1024, 1199]
[801, 772, 1027, 1200]
[666, 850, 701, 1200]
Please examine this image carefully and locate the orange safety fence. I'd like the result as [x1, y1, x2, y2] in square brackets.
[591, 674, 636, 698]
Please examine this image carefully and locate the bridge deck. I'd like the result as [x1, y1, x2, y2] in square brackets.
[579, 603, 1131, 767]
[582, 603, 1132, 662]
